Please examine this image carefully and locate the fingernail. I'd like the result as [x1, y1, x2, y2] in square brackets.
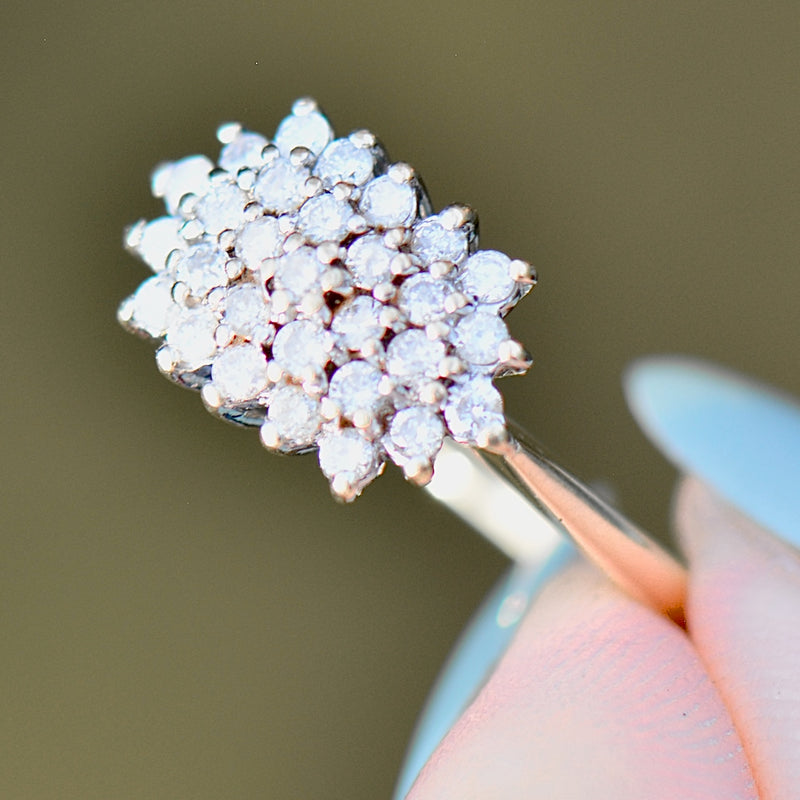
[392, 542, 575, 800]
[624, 355, 800, 549]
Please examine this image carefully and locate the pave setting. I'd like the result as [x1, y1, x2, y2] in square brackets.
[119, 98, 536, 500]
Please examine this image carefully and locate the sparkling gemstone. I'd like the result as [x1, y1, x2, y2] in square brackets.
[151, 155, 214, 215]
[173, 241, 229, 297]
[195, 182, 250, 234]
[166, 307, 218, 369]
[137, 216, 185, 271]
[397, 273, 453, 326]
[314, 138, 375, 188]
[359, 175, 417, 228]
[219, 131, 268, 171]
[331, 296, 385, 352]
[345, 233, 397, 289]
[297, 193, 353, 245]
[271, 320, 329, 376]
[235, 216, 285, 269]
[444, 375, 505, 444]
[457, 250, 516, 307]
[452, 310, 509, 365]
[318, 428, 381, 483]
[386, 329, 445, 386]
[410, 215, 468, 266]
[126, 275, 176, 337]
[267, 383, 322, 448]
[253, 158, 310, 214]
[223, 284, 272, 341]
[211, 343, 269, 403]
[385, 406, 445, 464]
[271, 247, 326, 302]
[328, 361, 385, 420]
[274, 109, 333, 157]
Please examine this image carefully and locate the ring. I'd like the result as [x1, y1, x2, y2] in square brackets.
[118, 98, 687, 621]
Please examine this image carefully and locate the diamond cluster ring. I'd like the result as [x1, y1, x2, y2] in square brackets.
[119, 98, 687, 620]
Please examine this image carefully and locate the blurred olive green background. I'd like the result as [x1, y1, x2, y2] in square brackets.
[2, 1, 798, 797]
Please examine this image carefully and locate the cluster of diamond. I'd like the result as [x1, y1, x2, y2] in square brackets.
[119, 98, 536, 500]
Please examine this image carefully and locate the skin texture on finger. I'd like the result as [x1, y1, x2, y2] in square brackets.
[408, 560, 755, 800]
[676, 477, 800, 800]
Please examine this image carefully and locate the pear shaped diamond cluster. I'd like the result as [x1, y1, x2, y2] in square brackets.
[119, 98, 536, 500]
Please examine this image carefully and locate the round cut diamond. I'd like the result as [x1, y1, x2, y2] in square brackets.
[328, 361, 385, 420]
[271, 320, 329, 376]
[253, 158, 310, 214]
[345, 233, 397, 289]
[457, 250, 516, 307]
[195, 182, 250, 234]
[360, 175, 416, 228]
[211, 343, 269, 403]
[223, 284, 272, 341]
[173, 241, 229, 297]
[314, 138, 375, 188]
[318, 428, 381, 483]
[151, 155, 214, 214]
[410, 216, 468, 266]
[271, 247, 326, 303]
[397, 273, 453, 326]
[444, 375, 505, 444]
[137, 216, 186, 271]
[452, 310, 509, 365]
[386, 329, 445, 386]
[331, 296, 385, 352]
[267, 383, 322, 448]
[274, 108, 333, 157]
[235, 216, 285, 269]
[121, 99, 534, 501]
[297, 193, 353, 244]
[166, 307, 218, 369]
[385, 406, 444, 464]
[219, 131, 268, 171]
[127, 274, 176, 337]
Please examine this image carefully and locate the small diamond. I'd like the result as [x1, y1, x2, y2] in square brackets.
[397, 273, 454, 326]
[219, 131, 268, 171]
[331, 296, 386, 352]
[271, 247, 326, 303]
[223, 284, 272, 341]
[235, 216, 285, 269]
[457, 250, 516, 307]
[125, 274, 176, 337]
[266, 383, 322, 448]
[410, 215, 468, 266]
[297, 193, 353, 245]
[173, 241, 229, 297]
[318, 428, 381, 484]
[274, 108, 333, 157]
[444, 374, 505, 444]
[359, 175, 417, 228]
[136, 216, 186, 271]
[314, 137, 375, 188]
[328, 361, 385, 420]
[253, 158, 310, 214]
[451, 310, 509, 366]
[345, 233, 397, 289]
[195, 182, 250, 234]
[151, 155, 214, 215]
[385, 406, 444, 465]
[211, 343, 269, 403]
[271, 319, 330, 377]
[166, 307, 218, 369]
[386, 329, 445, 387]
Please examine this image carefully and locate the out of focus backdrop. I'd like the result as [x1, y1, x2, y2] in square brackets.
[3, 2, 798, 798]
